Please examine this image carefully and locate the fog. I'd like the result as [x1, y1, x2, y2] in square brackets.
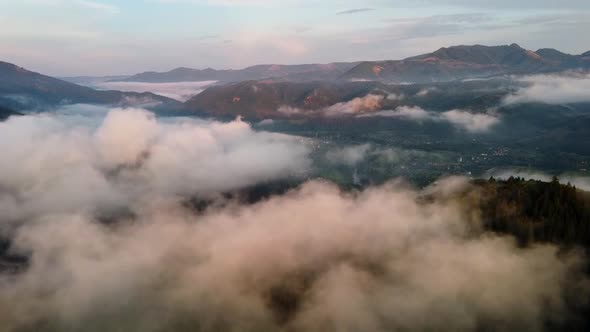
[323, 94, 385, 117]
[325, 144, 372, 166]
[504, 72, 590, 104]
[0, 107, 310, 225]
[1, 176, 587, 331]
[278, 94, 386, 118]
[359, 106, 500, 133]
[96, 81, 217, 101]
[0, 107, 587, 331]
[275, 94, 499, 133]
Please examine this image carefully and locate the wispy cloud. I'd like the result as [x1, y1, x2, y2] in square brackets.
[359, 106, 500, 133]
[504, 72, 590, 105]
[336, 8, 375, 15]
[76, 0, 120, 14]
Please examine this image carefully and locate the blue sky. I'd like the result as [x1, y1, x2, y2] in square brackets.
[1, 0, 589, 76]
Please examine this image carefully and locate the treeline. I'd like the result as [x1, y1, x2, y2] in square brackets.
[475, 176, 590, 248]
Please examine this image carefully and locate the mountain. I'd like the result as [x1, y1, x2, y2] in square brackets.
[114, 63, 360, 83]
[185, 78, 516, 120]
[341, 44, 590, 82]
[116, 44, 590, 85]
[185, 80, 388, 119]
[0, 61, 181, 111]
[535, 48, 580, 65]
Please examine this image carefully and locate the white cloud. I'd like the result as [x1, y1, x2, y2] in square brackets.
[504, 72, 590, 105]
[323, 94, 384, 117]
[0, 104, 586, 330]
[359, 106, 500, 133]
[0, 178, 585, 330]
[96, 81, 217, 101]
[76, 0, 120, 14]
[0, 106, 311, 222]
[358, 106, 431, 120]
[278, 94, 386, 118]
[440, 109, 500, 133]
[152, 0, 302, 6]
[17, 0, 119, 13]
[325, 144, 371, 166]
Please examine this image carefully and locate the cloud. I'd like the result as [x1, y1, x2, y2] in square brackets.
[96, 81, 217, 101]
[0, 105, 587, 330]
[424, 0, 590, 9]
[323, 94, 384, 117]
[153, 0, 299, 6]
[0, 106, 311, 224]
[324, 144, 441, 168]
[440, 109, 500, 133]
[76, 0, 120, 14]
[336, 8, 375, 15]
[359, 106, 500, 133]
[18, 0, 120, 14]
[277, 96, 498, 133]
[277, 94, 385, 118]
[0, 177, 586, 330]
[325, 144, 371, 166]
[257, 119, 275, 126]
[416, 87, 437, 96]
[359, 106, 431, 120]
[504, 72, 590, 105]
[380, 13, 496, 40]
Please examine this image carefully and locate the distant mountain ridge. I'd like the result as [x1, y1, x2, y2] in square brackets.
[0, 61, 181, 112]
[114, 44, 590, 84]
[114, 63, 361, 83]
[2, 43, 589, 118]
[343, 44, 590, 82]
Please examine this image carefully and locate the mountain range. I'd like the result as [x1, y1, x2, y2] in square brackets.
[2, 43, 590, 118]
[110, 44, 590, 84]
[112, 62, 361, 83]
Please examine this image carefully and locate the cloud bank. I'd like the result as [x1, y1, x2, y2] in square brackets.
[325, 144, 372, 166]
[0, 107, 311, 225]
[359, 106, 500, 133]
[278, 94, 386, 118]
[97, 81, 217, 101]
[0, 106, 586, 331]
[504, 72, 590, 104]
[0, 176, 586, 331]
[278, 95, 499, 133]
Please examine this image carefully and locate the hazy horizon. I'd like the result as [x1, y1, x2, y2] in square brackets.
[1, 0, 589, 76]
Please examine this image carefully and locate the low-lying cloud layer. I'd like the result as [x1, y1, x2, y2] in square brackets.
[0, 106, 586, 331]
[97, 81, 217, 101]
[504, 72, 590, 104]
[0, 106, 310, 225]
[278, 94, 386, 118]
[277, 94, 499, 133]
[1, 176, 587, 331]
[360, 106, 500, 133]
[323, 94, 384, 117]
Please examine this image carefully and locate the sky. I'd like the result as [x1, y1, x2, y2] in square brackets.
[1, 0, 589, 76]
